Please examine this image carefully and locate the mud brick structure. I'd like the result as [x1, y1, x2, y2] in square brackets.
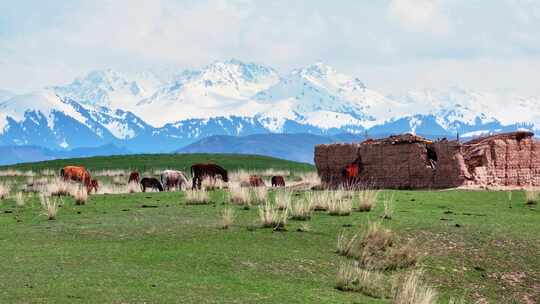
[314, 131, 540, 189]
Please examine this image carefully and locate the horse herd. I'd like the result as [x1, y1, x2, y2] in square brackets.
[60, 163, 286, 194]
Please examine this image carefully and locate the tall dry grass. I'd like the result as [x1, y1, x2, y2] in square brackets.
[328, 199, 353, 216]
[258, 200, 287, 229]
[298, 171, 321, 186]
[40, 195, 59, 220]
[358, 189, 379, 212]
[220, 207, 235, 229]
[0, 183, 10, 200]
[0, 169, 35, 177]
[94, 169, 128, 177]
[392, 270, 437, 304]
[45, 179, 78, 197]
[525, 189, 539, 205]
[15, 192, 26, 207]
[274, 190, 292, 210]
[289, 199, 313, 220]
[381, 193, 395, 219]
[185, 189, 210, 205]
[250, 187, 268, 205]
[336, 261, 386, 298]
[73, 187, 88, 205]
[229, 184, 251, 206]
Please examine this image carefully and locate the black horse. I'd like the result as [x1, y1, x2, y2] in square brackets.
[191, 163, 229, 189]
[140, 177, 164, 192]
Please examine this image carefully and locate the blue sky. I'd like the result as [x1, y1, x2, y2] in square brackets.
[1, 0, 540, 95]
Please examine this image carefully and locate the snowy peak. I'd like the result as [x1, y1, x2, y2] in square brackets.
[53, 69, 161, 109]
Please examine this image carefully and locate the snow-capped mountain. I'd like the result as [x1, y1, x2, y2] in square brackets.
[1, 59, 538, 157]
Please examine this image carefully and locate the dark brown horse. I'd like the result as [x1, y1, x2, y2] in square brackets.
[249, 175, 265, 187]
[271, 176, 285, 187]
[191, 163, 228, 189]
[140, 177, 164, 192]
[89, 179, 99, 194]
[128, 171, 140, 184]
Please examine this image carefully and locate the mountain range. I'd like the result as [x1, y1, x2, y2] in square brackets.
[1, 59, 538, 164]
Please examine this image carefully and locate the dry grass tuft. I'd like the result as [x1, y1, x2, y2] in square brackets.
[202, 177, 225, 191]
[336, 261, 386, 298]
[73, 187, 88, 205]
[15, 192, 26, 207]
[40, 196, 59, 220]
[46, 179, 77, 197]
[358, 189, 379, 212]
[220, 207, 235, 229]
[525, 189, 539, 205]
[258, 200, 287, 229]
[309, 191, 330, 211]
[185, 189, 210, 205]
[336, 230, 360, 256]
[250, 186, 268, 205]
[297, 223, 311, 232]
[298, 171, 321, 186]
[289, 198, 313, 220]
[328, 199, 353, 216]
[393, 270, 437, 304]
[381, 193, 394, 219]
[0, 169, 35, 177]
[94, 169, 128, 177]
[385, 242, 419, 271]
[229, 184, 251, 205]
[274, 190, 292, 210]
[0, 183, 10, 200]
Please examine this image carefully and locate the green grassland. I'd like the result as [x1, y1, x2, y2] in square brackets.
[0, 153, 314, 173]
[0, 154, 538, 303]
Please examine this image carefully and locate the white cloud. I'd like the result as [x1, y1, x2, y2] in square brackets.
[387, 0, 449, 34]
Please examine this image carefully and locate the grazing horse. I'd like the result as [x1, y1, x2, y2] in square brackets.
[140, 177, 164, 192]
[128, 171, 140, 184]
[191, 163, 228, 189]
[271, 176, 285, 187]
[160, 170, 189, 191]
[249, 175, 266, 187]
[61, 166, 92, 192]
[88, 179, 99, 194]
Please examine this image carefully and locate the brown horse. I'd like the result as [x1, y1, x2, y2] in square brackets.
[61, 166, 92, 192]
[271, 176, 285, 187]
[249, 175, 265, 187]
[140, 177, 164, 192]
[89, 179, 99, 193]
[128, 171, 140, 184]
[191, 164, 228, 189]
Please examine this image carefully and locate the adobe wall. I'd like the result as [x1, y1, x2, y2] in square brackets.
[314, 132, 540, 189]
[462, 132, 540, 187]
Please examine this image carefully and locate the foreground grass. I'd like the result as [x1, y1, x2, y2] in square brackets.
[0, 190, 538, 303]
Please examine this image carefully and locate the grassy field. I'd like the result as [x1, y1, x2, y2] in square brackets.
[0, 153, 314, 173]
[0, 155, 538, 303]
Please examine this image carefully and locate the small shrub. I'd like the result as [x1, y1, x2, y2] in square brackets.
[525, 189, 539, 205]
[328, 199, 352, 216]
[393, 270, 437, 304]
[336, 261, 386, 298]
[15, 192, 26, 207]
[73, 187, 88, 205]
[40, 196, 59, 220]
[358, 189, 379, 212]
[258, 200, 287, 229]
[289, 199, 313, 220]
[0, 183, 10, 200]
[384, 242, 419, 270]
[220, 207, 235, 229]
[297, 223, 311, 232]
[185, 189, 210, 205]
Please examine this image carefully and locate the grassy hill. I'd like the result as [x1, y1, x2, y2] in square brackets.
[1, 153, 315, 173]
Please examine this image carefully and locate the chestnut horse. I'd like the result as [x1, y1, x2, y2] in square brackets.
[191, 164, 228, 189]
[128, 171, 140, 184]
[271, 176, 285, 187]
[61, 166, 93, 193]
[249, 175, 265, 187]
